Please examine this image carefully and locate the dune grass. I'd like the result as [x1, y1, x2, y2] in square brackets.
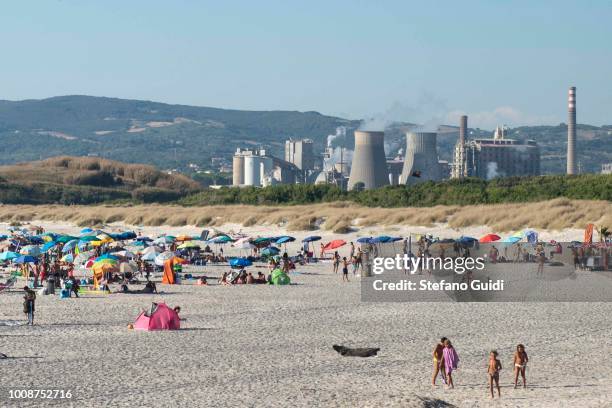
[0, 198, 609, 233]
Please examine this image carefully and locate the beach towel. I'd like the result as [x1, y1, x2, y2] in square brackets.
[442, 347, 459, 374]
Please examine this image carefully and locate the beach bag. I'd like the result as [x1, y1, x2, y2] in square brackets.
[60, 289, 70, 299]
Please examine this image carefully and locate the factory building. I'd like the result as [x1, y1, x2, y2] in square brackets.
[232, 148, 299, 187]
[463, 126, 540, 179]
[285, 139, 315, 172]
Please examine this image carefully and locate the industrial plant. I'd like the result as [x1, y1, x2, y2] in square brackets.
[229, 86, 585, 189]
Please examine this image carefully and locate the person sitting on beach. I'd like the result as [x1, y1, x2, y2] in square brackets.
[256, 272, 266, 283]
[246, 272, 255, 284]
[513, 344, 529, 388]
[489, 246, 499, 263]
[442, 339, 459, 389]
[431, 337, 447, 386]
[199, 277, 208, 285]
[220, 272, 232, 285]
[487, 350, 502, 398]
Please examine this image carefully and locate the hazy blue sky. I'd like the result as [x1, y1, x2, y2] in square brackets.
[1, 1, 611, 128]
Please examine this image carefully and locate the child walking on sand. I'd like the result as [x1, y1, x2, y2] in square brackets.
[442, 339, 459, 388]
[514, 344, 529, 388]
[341, 257, 349, 282]
[487, 350, 502, 398]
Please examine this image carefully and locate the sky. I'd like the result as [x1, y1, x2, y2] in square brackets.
[1, 0, 611, 129]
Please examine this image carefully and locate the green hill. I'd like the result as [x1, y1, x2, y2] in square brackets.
[0, 95, 610, 174]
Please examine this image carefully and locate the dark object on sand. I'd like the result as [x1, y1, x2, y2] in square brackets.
[333, 345, 380, 357]
[0, 352, 7, 359]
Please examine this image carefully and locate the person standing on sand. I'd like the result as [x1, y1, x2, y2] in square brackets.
[513, 344, 528, 388]
[536, 243, 545, 276]
[320, 243, 325, 259]
[442, 339, 459, 388]
[341, 257, 349, 282]
[333, 251, 340, 273]
[431, 337, 447, 386]
[487, 350, 502, 398]
[349, 242, 355, 259]
[23, 286, 36, 325]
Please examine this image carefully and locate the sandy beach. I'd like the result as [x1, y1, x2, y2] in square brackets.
[1, 221, 611, 407]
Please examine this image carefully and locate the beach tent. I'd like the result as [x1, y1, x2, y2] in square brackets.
[323, 240, 346, 252]
[133, 303, 180, 331]
[269, 268, 290, 285]
[479, 234, 501, 243]
[162, 257, 186, 284]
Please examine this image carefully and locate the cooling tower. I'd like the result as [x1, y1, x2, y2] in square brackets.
[401, 132, 441, 185]
[232, 155, 244, 186]
[244, 156, 261, 186]
[567, 86, 577, 175]
[459, 115, 468, 145]
[347, 130, 389, 190]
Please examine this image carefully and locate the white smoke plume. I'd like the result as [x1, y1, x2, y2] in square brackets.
[327, 126, 346, 147]
[486, 162, 503, 180]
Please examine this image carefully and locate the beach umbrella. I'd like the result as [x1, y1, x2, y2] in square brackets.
[479, 234, 501, 243]
[92, 262, 118, 275]
[13, 255, 38, 264]
[113, 250, 135, 259]
[61, 253, 74, 263]
[501, 236, 521, 244]
[153, 252, 174, 265]
[56, 235, 78, 244]
[62, 239, 78, 252]
[154, 236, 175, 244]
[136, 236, 153, 242]
[78, 235, 99, 242]
[20, 245, 41, 256]
[74, 250, 95, 265]
[0, 251, 20, 261]
[141, 252, 158, 262]
[41, 241, 58, 252]
[0, 234, 8, 241]
[323, 240, 346, 252]
[175, 235, 193, 242]
[177, 241, 200, 249]
[211, 235, 234, 244]
[230, 258, 252, 268]
[356, 237, 373, 244]
[28, 236, 45, 245]
[261, 246, 280, 256]
[275, 236, 295, 245]
[302, 236, 322, 243]
[457, 236, 478, 245]
[95, 254, 119, 262]
[142, 245, 162, 254]
[234, 241, 255, 250]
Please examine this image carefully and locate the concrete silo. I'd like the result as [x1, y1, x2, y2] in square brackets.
[347, 130, 389, 190]
[232, 154, 245, 186]
[400, 132, 442, 185]
[244, 156, 262, 186]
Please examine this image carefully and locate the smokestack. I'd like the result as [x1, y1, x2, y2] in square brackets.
[347, 130, 389, 190]
[401, 132, 442, 185]
[567, 86, 576, 175]
[459, 115, 468, 145]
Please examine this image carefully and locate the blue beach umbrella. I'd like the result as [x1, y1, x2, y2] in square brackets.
[275, 236, 296, 244]
[356, 237, 373, 244]
[261, 247, 280, 256]
[41, 241, 58, 252]
[62, 240, 78, 252]
[14, 255, 38, 264]
[301, 236, 321, 243]
[0, 251, 20, 261]
[230, 258, 253, 268]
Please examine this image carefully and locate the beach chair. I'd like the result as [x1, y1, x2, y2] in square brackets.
[0, 276, 16, 293]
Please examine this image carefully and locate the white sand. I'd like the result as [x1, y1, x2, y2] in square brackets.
[1, 222, 610, 407]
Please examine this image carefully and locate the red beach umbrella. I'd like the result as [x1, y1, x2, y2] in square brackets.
[323, 240, 347, 252]
[479, 234, 501, 243]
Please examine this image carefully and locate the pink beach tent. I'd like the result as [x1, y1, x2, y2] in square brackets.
[133, 303, 180, 331]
